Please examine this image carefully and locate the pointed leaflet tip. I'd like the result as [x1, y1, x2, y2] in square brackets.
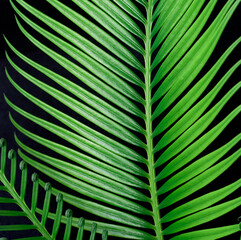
[78, 217, 85, 228]
[102, 230, 108, 240]
[56, 193, 63, 203]
[19, 160, 26, 170]
[8, 149, 16, 159]
[65, 209, 73, 218]
[44, 182, 51, 191]
[0, 138, 6, 148]
[238, 216, 241, 231]
[31, 172, 38, 182]
[91, 223, 97, 231]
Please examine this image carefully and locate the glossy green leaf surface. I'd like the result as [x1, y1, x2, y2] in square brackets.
[2, 0, 241, 239]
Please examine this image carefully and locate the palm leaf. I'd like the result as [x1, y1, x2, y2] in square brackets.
[3, 0, 241, 239]
[0, 139, 105, 239]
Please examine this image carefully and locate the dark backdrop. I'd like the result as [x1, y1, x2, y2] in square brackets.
[0, 0, 241, 239]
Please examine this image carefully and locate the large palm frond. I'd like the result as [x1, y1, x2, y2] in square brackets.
[2, 0, 241, 239]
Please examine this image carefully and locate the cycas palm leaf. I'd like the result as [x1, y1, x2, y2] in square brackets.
[2, 0, 241, 239]
[0, 139, 104, 239]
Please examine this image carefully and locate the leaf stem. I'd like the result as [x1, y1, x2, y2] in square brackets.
[0, 173, 53, 239]
[145, 1, 163, 239]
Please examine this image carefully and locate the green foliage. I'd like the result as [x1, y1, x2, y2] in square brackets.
[2, 0, 241, 239]
[0, 138, 108, 239]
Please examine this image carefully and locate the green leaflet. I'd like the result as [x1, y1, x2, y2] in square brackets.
[155, 94, 241, 170]
[18, 149, 151, 215]
[152, 0, 193, 42]
[159, 133, 241, 194]
[159, 148, 241, 208]
[6, 101, 147, 178]
[5, 52, 145, 162]
[92, 0, 145, 38]
[10, 3, 144, 105]
[153, 54, 241, 137]
[169, 225, 240, 240]
[162, 178, 241, 222]
[163, 196, 241, 234]
[13, 0, 143, 87]
[0, 140, 109, 239]
[113, 0, 146, 23]
[151, 0, 218, 69]
[152, 43, 241, 123]
[156, 106, 241, 181]
[5, 58, 145, 147]
[0, 210, 26, 216]
[151, 0, 208, 59]
[153, 70, 241, 152]
[3, 0, 241, 239]
[16, 136, 149, 202]
[46, 0, 144, 71]
[0, 197, 16, 203]
[38, 180, 154, 229]
[10, 110, 148, 188]
[0, 225, 37, 231]
[13, 129, 145, 188]
[14, 18, 145, 122]
[151, 0, 237, 92]
[72, 0, 144, 53]
[41, 210, 155, 239]
[0, 141, 59, 239]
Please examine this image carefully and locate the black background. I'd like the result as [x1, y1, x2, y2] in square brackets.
[0, 0, 241, 239]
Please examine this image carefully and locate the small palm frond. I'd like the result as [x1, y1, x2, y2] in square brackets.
[0, 138, 107, 239]
[3, 0, 241, 239]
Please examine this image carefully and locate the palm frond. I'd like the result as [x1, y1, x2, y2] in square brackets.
[0, 139, 108, 239]
[3, 0, 241, 239]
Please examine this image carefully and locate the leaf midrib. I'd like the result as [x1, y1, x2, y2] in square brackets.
[144, 1, 163, 239]
[0, 173, 52, 239]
